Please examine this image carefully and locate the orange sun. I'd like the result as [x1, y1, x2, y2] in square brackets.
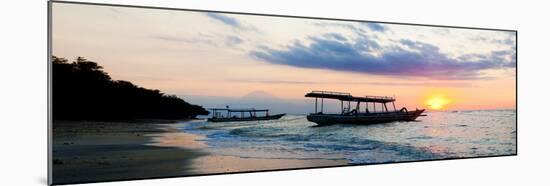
[425, 96, 451, 110]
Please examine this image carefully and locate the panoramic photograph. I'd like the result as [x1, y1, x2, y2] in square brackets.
[50, 2, 516, 185]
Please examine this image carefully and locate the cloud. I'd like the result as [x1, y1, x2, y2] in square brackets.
[149, 34, 245, 48]
[225, 36, 244, 46]
[149, 34, 218, 46]
[206, 13, 243, 28]
[322, 33, 348, 41]
[472, 33, 516, 46]
[250, 33, 515, 80]
[233, 79, 314, 84]
[231, 79, 475, 87]
[312, 22, 365, 34]
[313, 21, 387, 33]
[362, 23, 387, 32]
[205, 13, 258, 32]
[149, 35, 191, 42]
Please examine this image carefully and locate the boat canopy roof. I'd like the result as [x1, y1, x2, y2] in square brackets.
[209, 108, 269, 112]
[305, 91, 395, 103]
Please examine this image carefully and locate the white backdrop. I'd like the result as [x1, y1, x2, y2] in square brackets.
[1, 0, 548, 185]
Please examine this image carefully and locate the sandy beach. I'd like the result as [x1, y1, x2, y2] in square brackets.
[52, 120, 346, 184]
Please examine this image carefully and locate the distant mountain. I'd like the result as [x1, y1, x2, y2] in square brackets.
[181, 91, 313, 115]
[242, 90, 280, 100]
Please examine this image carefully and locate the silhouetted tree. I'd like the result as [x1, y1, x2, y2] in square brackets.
[52, 56, 209, 120]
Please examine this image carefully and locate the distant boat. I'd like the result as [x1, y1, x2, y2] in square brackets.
[305, 91, 426, 126]
[207, 107, 286, 122]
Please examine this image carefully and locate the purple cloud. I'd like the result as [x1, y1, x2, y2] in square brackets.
[250, 33, 515, 80]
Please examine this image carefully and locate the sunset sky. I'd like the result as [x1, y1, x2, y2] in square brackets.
[52, 3, 516, 111]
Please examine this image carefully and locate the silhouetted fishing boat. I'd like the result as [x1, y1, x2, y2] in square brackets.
[305, 91, 426, 126]
[208, 107, 285, 122]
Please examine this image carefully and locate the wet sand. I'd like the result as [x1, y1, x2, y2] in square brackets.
[52, 120, 346, 185]
[191, 155, 346, 174]
[52, 120, 204, 185]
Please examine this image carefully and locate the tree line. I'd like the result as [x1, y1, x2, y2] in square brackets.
[52, 56, 209, 120]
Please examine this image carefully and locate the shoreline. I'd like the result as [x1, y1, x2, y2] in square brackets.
[148, 122, 348, 174]
[52, 120, 347, 184]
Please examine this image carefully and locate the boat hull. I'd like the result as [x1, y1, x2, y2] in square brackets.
[208, 113, 286, 122]
[307, 110, 425, 126]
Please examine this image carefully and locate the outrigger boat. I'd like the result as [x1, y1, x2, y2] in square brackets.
[305, 91, 426, 126]
[207, 107, 286, 122]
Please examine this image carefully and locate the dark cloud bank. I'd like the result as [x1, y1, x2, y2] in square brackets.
[250, 32, 515, 80]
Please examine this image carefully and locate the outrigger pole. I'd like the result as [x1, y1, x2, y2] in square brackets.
[315, 97, 318, 113]
[313, 97, 325, 113]
[315, 98, 324, 113]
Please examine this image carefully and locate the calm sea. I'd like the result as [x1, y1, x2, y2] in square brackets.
[177, 109, 516, 164]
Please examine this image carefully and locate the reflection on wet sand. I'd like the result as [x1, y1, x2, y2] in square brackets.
[148, 123, 348, 174]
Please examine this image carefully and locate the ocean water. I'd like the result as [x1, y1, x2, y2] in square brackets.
[176, 109, 516, 164]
